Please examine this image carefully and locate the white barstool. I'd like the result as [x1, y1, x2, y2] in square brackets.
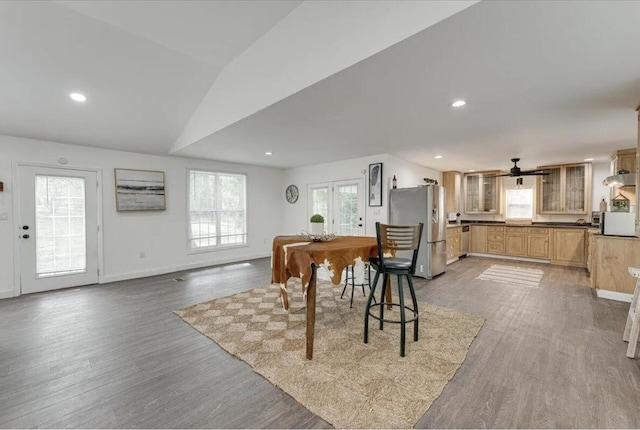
[623, 267, 640, 358]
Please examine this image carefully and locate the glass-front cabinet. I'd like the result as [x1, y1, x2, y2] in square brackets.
[464, 171, 501, 214]
[537, 163, 591, 214]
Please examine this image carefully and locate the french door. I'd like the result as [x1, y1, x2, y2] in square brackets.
[308, 179, 365, 236]
[18, 165, 99, 294]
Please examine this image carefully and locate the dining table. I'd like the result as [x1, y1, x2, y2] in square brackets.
[271, 235, 390, 359]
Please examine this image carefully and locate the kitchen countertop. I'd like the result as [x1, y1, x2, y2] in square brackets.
[591, 232, 640, 240]
[447, 221, 598, 230]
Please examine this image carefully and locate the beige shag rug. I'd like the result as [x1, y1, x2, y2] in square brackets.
[176, 281, 484, 429]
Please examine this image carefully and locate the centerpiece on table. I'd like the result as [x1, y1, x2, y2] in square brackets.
[310, 213, 325, 235]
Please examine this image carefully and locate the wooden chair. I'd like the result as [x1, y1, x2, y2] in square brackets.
[364, 222, 424, 357]
[623, 267, 640, 358]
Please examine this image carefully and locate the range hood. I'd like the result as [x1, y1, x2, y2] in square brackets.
[602, 173, 636, 187]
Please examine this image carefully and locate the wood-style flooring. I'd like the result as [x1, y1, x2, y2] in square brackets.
[1, 256, 639, 428]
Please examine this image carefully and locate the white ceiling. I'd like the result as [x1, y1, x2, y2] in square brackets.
[2, 1, 640, 173]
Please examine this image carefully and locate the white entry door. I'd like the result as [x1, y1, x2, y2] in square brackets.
[19, 165, 99, 294]
[308, 179, 365, 236]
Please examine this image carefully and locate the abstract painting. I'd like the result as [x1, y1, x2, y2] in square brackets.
[114, 168, 166, 211]
[369, 162, 382, 207]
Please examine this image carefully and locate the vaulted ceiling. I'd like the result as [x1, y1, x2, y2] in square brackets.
[2, 1, 639, 173]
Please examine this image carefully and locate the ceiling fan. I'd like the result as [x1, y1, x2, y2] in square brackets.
[484, 158, 550, 178]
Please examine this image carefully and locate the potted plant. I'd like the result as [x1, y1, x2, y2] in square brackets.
[310, 214, 325, 235]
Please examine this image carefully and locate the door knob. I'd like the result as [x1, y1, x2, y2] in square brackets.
[22, 234, 30, 239]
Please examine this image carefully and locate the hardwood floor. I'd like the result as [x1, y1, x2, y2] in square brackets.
[1, 256, 639, 428]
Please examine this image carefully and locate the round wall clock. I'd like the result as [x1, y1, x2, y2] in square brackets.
[285, 184, 299, 204]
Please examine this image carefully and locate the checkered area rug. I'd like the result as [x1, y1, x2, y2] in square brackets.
[476, 264, 544, 288]
[176, 281, 484, 429]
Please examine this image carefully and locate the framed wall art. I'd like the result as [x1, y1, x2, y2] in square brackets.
[114, 168, 166, 211]
[369, 162, 383, 207]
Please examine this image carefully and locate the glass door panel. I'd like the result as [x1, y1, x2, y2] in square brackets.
[564, 165, 586, 212]
[335, 183, 359, 236]
[541, 167, 562, 212]
[465, 174, 480, 212]
[35, 175, 87, 277]
[482, 176, 498, 212]
[309, 185, 329, 233]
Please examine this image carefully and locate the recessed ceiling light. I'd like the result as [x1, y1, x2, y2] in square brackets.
[435, 155, 443, 159]
[584, 158, 594, 161]
[265, 151, 273, 155]
[469, 169, 476, 172]
[69, 92, 87, 102]
[451, 100, 466, 108]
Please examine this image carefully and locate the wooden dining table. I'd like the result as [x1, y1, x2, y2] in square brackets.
[271, 235, 389, 359]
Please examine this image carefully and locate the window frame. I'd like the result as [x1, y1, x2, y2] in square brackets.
[504, 186, 534, 221]
[186, 169, 248, 254]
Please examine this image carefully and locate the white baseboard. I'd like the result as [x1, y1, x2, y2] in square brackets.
[101, 253, 271, 284]
[596, 289, 633, 303]
[0, 289, 17, 299]
[467, 253, 551, 264]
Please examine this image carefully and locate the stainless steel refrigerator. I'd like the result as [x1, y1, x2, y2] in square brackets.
[389, 186, 446, 279]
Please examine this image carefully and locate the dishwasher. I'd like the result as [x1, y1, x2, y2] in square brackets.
[461, 225, 470, 256]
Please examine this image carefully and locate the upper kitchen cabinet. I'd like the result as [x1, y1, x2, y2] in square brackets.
[610, 148, 637, 204]
[612, 148, 637, 175]
[464, 171, 501, 214]
[537, 162, 591, 215]
[442, 171, 462, 213]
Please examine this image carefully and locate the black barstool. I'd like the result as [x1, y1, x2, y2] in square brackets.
[364, 222, 424, 357]
[341, 262, 372, 308]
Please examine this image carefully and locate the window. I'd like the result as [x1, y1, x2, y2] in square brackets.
[188, 170, 246, 251]
[505, 188, 533, 219]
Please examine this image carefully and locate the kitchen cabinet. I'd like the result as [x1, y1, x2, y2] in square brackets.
[465, 224, 586, 265]
[550, 228, 586, 268]
[537, 163, 591, 215]
[527, 227, 549, 259]
[486, 226, 505, 255]
[610, 148, 637, 205]
[470, 225, 487, 253]
[446, 226, 462, 263]
[612, 148, 637, 175]
[443, 171, 462, 213]
[505, 227, 526, 256]
[464, 171, 501, 214]
[591, 235, 640, 294]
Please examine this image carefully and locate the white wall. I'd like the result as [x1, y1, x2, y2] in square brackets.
[0, 135, 283, 298]
[282, 153, 441, 236]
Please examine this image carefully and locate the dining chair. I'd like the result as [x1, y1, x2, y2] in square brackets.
[364, 222, 424, 357]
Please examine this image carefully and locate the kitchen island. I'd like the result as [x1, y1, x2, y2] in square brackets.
[590, 232, 640, 301]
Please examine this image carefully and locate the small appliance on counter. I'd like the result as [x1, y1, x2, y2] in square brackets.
[591, 211, 601, 227]
[447, 212, 460, 223]
[601, 211, 636, 237]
